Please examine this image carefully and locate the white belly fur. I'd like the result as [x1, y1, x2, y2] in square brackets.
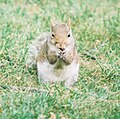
[37, 60, 79, 83]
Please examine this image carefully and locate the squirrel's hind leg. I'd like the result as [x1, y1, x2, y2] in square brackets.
[64, 63, 79, 87]
[65, 74, 78, 87]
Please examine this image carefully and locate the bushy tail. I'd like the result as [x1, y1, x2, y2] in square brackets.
[26, 33, 50, 68]
[26, 39, 40, 67]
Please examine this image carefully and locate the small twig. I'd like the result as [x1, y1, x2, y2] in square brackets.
[0, 85, 49, 94]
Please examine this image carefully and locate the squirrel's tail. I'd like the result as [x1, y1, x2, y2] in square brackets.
[26, 33, 50, 68]
[26, 39, 40, 68]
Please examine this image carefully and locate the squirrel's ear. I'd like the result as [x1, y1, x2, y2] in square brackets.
[67, 18, 71, 27]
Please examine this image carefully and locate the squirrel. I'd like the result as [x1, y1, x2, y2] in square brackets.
[26, 19, 79, 87]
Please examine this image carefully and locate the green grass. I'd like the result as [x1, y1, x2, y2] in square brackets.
[0, 0, 120, 119]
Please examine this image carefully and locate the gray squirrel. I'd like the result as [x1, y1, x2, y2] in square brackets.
[26, 19, 79, 87]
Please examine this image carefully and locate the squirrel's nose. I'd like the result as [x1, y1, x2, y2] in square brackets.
[59, 48, 65, 51]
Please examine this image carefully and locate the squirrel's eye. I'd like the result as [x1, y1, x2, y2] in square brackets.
[52, 34, 54, 37]
[68, 34, 70, 37]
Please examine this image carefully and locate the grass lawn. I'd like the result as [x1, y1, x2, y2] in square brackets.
[0, 0, 120, 119]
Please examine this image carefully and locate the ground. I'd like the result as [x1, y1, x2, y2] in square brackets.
[0, 0, 120, 119]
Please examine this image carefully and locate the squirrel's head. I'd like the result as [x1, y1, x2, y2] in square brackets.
[50, 19, 74, 51]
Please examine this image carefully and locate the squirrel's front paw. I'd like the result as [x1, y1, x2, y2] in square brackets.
[57, 49, 66, 59]
[57, 49, 74, 65]
[47, 51, 57, 64]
